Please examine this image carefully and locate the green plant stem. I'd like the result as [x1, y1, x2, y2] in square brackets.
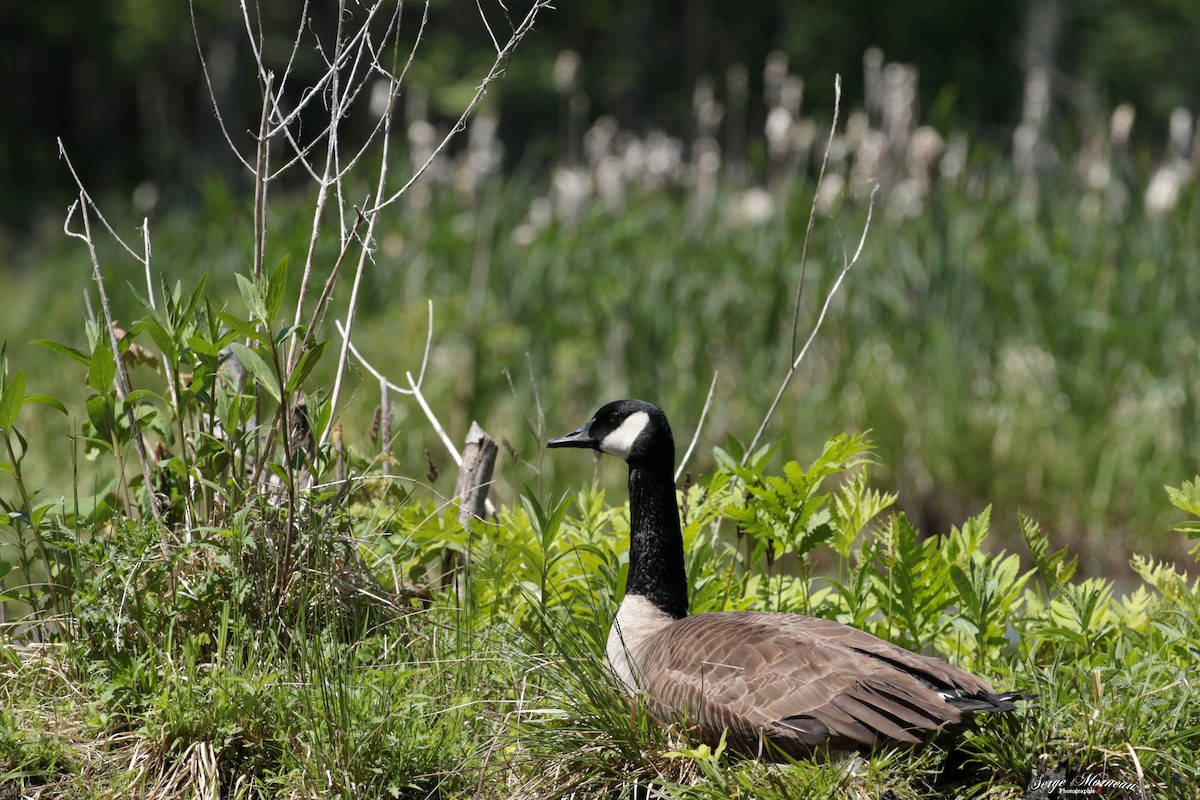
[3, 430, 63, 626]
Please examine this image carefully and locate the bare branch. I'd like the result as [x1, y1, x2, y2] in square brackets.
[743, 180, 879, 464]
[66, 190, 163, 523]
[790, 74, 842, 362]
[478, 0, 501, 53]
[58, 140, 145, 264]
[333, 302, 433, 400]
[190, 0, 254, 171]
[251, 70, 274, 279]
[368, 0, 552, 214]
[332, 312, 481, 494]
[677, 371, 719, 482]
[404, 372, 465, 466]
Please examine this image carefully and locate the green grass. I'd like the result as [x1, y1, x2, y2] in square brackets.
[2, 437, 1198, 798]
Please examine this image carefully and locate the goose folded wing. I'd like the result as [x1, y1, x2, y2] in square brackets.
[635, 611, 1000, 755]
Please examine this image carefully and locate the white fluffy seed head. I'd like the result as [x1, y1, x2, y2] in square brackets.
[598, 410, 650, 459]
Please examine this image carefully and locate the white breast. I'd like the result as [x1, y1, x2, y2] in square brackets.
[606, 594, 675, 691]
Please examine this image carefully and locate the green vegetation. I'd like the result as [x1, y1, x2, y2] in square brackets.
[8, 153, 1199, 570]
[4, 3, 1200, 796]
[3, 363, 1199, 795]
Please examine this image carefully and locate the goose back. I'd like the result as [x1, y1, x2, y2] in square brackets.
[629, 611, 1012, 757]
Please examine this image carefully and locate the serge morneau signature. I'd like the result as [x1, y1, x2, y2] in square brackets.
[1027, 773, 1143, 795]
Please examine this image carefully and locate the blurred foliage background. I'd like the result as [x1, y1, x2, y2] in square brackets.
[2, 0, 1200, 575]
[3, 0, 1200, 230]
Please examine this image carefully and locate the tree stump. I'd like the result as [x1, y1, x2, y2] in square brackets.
[443, 421, 498, 591]
[454, 421, 498, 525]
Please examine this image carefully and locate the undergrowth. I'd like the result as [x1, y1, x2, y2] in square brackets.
[3, 417, 1199, 797]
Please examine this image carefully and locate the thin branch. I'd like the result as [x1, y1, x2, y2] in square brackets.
[324, 101, 394, 444]
[790, 74, 842, 362]
[333, 306, 432, 400]
[367, 0, 552, 214]
[270, 0, 312, 110]
[676, 371, 718, 482]
[58, 141, 145, 264]
[477, 0, 501, 53]
[251, 71, 274, 278]
[743, 180, 879, 464]
[190, 0, 254, 171]
[333, 314, 479, 484]
[406, 371, 463, 467]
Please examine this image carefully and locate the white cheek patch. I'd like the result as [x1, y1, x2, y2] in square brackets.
[599, 410, 649, 458]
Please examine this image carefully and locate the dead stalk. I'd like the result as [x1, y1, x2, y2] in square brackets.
[743, 74, 878, 464]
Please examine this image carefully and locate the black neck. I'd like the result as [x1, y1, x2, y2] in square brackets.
[625, 462, 689, 619]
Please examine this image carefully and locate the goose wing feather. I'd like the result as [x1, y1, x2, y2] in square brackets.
[634, 611, 1002, 756]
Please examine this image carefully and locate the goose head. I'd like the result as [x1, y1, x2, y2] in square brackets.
[546, 399, 675, 470]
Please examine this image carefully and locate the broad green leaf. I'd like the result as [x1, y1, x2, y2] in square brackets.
[188, 335, 220, 358]
[308, 392, 333, 443]
[236, 273, 266, 321]
[124, 389, 162, 406]
[137, 317, 178, 361]
[32, 339, 90, 366]
[88, 343, 117, 393]
[31, 502, 55, 528]
[0, 369, 23, 430]
[215, 312, 269, 347]
[24, 394, 68, 415]
[284, 341, 328, 395]
[265, 461, 291, 489]
[266, 255, 289, 322]
[229, 342, 281, 403]
[85, 394, 117, 443]
[184, 273, 210, 322]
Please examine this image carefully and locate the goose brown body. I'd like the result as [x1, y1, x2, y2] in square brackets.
[548, 399, 1020, 759]
[624, 610, 1007, 756]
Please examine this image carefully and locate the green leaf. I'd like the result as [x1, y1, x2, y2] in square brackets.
[32, 339, 90, 366]
[228, 342, 280, 403]
[265, 461, 291, 489]
[266, 255, 289, 322]
[183, 273, 210, 323]
[284, 341, 328, 395]
[187, 335, 220, 358]
[85, 394, 117, 443]
[0, 368, 24, 430]
[236, 273, 266, 321]
[79, 434, 114, 455]
[137, 317, 178, 362]
[88, 343, 117, 393]
[24, 394, 68, 415]
[215, 312, 269, 347]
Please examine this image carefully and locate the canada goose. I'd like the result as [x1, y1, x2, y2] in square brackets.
[548, 399, 1021, 759]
